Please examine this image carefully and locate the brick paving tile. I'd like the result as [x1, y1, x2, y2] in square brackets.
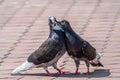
[0, 0, 120, 80]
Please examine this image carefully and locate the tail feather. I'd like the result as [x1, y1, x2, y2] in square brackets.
[90, 53, 104, 67]
[11, 60, 35, 75]
[90, 60, 104, 67]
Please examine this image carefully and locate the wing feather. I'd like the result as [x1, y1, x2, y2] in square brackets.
[28, 38, 62, 65]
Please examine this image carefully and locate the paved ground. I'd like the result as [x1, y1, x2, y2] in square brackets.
[0, 0, 120, 80]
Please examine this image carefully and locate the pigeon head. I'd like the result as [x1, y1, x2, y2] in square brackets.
[60, 20, 72, 30]
[48, 16, 57, 27]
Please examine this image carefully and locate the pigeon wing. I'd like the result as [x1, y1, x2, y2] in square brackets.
[27, 38, 62, 65]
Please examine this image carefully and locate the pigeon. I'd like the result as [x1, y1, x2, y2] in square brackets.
[11, 17, 66, 76]
[53, 19, 103, 75]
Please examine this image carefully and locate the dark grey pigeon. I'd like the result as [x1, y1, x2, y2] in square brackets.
[11, 17, 66, 76]
[54, 19, 103, 75]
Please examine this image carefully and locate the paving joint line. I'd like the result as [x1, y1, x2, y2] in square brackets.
[0, 0, 5, 5]
[0, 0, 28, 30]
[0, 0, 29, 67]
[0, 0, 53, 66]
[0, 0, 51, 69]
[79, 0, 101, 35]
[0, 0, 52, 78]
[100, 8, 120, 53]
[17, 77, 24, 80]
[60, 0, 76, 19]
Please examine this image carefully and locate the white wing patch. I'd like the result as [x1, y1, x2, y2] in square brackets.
[11, 60, 35, 75]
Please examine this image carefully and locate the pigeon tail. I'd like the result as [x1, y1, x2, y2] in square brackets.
[90, 53, 104, 67]
[11, 60, 35, 75]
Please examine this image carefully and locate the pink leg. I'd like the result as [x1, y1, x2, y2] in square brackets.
[74, 59, 80, 75]
[83, 67, 91, 75]
[55, 68, 70, 74]
[87, 70, 90, 75]
[53, 63, 69, 75]
[45, 70, 52, 76]
[84, 60, 91, 75]
[74, 68, 80, 75]
[86, 68, 90, 75]
[56, 69, 62, 74]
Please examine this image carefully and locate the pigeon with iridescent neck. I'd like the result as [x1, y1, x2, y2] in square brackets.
[11, 17, 66, 76]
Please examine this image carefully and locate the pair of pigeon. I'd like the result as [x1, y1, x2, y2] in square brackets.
[11, 16, 103, 76]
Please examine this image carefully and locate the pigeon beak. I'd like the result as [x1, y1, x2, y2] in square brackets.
[51, 22, 57, 27]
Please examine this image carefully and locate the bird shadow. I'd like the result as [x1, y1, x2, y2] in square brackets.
[59, 69, 110, 78]
[13, 69, 110, 78]
[90, 69, 110, 78]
